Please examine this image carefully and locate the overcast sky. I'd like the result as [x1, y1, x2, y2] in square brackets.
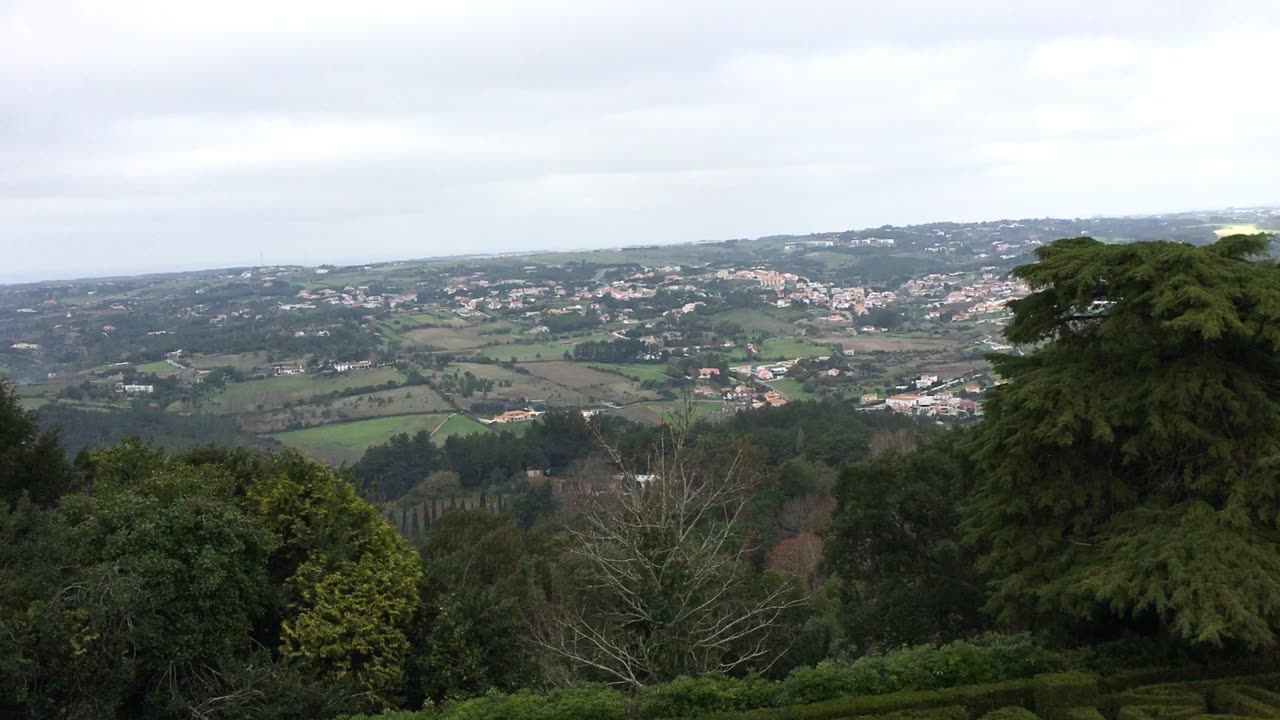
[2, 1, 1278, 282]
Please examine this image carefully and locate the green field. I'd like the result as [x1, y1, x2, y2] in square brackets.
[15, 383, 47, 398]
[445, 362, 526, 382]
[476, 336, 608, 362]
[590, 363, 672, 382]
[432, 413, 489, 440]
[1214, 223, 1264, 237]
[270, 413, 455, 464]
[19, 397, 47, 410]
[757, 337, 835, 359]
[188, 352, 270, 373]
[135, 360, 178, 375]
[619, 400, 724, 425]
[710, 307, 807, 336]
[212, 367, 405, 414]
[404, 311, 457, 326]
[375, 322, 401, 342]
[765, 377, 816, 400]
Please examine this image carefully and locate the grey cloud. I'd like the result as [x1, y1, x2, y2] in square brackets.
[1, 0, 1279, 282]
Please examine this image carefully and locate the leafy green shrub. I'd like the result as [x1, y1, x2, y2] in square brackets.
[1061, 709, 1105, 720]
[634, 674, 779, 719]
[432, 686, 626, 720]
[1033, 673, 1099, 720]
[969, 634, 1064, 679]
[777, 662, 856, 707]
[777, 636, 1059, 706]
[979, 707, 1040, 720]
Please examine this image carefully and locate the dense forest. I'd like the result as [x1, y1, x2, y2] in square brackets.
[3, 235, 1280, 720]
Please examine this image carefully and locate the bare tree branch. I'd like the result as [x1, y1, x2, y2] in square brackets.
[531, 405, 806, 687]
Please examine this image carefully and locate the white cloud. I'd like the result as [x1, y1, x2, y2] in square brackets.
[1, 1, 1279, 281]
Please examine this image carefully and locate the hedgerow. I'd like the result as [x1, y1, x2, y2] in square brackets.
[337, 639, 1280, 720]
[777, 634, 1062, 706]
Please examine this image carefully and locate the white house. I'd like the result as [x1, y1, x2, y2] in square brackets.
[886, 394, 919, 411]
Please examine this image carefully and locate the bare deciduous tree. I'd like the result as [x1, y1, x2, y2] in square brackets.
[530, 406, 806, 688]
[773, 491, 835, 537]
[766, 532, 825, 594]
[868, 427, 922, 458]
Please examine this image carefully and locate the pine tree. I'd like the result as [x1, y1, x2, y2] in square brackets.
[968, 234, 1280, 647]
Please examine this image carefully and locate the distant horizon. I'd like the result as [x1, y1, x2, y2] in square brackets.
[3, 202, 1274, 287]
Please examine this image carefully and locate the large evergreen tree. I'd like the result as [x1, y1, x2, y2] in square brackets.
[968, 234, 1280, 647]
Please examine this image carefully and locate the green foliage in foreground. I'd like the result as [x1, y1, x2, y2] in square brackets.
[969, 234, 1280, 647]
[1, 437, 420, 718]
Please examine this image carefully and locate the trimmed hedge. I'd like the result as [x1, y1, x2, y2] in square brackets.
[1212, 686, 1280, 718]
[1231, 687, 1280, 708]
[704, 677, 1039, 720]
[1061, 709, 1105, 720]
[979, 707, 1040, 720]
[1112, 686, 1207, 709]
[1108, 684, 1208, 720]
[1184, 676, 1280, 696]
[1103, 661, 1280, 693]
[879, 707, 971, 720]
[1033, 673, 1100, 720]
[1116, 706, 1204, 720]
